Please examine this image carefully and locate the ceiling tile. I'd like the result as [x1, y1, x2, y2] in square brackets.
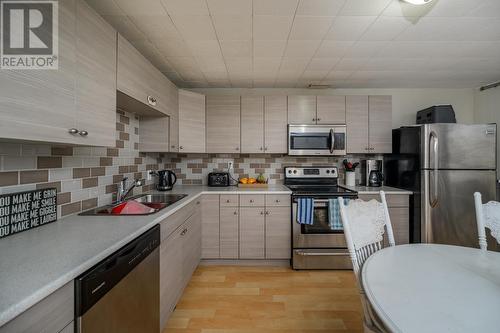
[253, 40, 287, 57]
[306, 58, 340, 70]
[346, 41, 387, 57]
[129, 15, 180, 40]
[160, 0, 209, 15]
[195, 57, 227, 71]
[296, 0, 346, 16]
[186, 40, 222, 57]
[225, 57, 253, 72]
[425, 0, 487, 17]
[206, 0, 252, 16]
[334, 58, 370, 71]
[253, 15, 294, 40]
[289, 16, 334, 40]
[154, 38, 192, 57]
[324, 70, 354, 80]
[114, 0, 167, 15]
[230, 79, 254, 88]
[178, 67, 206, 81]
[284, 40, 321, 58]
[315, 40, 354, 57]
[166, 56, 200, 71]
[171, 15, 217, 40]
[468, 0, 500, 18]
[324, 16, 376, 41]
[301, 70, 328, 80]
[212, 15, 252, 40]
[340, 0, 392, 16]
[202, 71, 229, 80]
[253, 0, 298, 15]
[220, 40, 252, 58]
[360, 16, 410, 41]
[103, 15, 146, 41]
[277, 70, 303, 79]
[84, 0, 124, 15]
[280, 57, 311, 71]
[253, 57, 282, 73]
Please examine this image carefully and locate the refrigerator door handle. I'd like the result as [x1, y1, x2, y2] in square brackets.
[429, 131, 439, 207]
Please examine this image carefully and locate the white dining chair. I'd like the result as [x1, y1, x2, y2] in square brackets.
[473, 192, 500, 250]
[339, 191, 395, 333]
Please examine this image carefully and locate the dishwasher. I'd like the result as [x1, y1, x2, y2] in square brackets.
[75, 225, 160, 333]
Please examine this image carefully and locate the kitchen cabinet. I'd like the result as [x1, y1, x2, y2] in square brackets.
[167, 82, 180, 152]
[316, 95, 346, 124]
[0, 0, 116, 147]
[288, 95, 317, 124]
[74, 0, 116, 147]
[179, 90, 206, 153]
[0, 281, 74, 333]
[241, 96, 265, 153]
[239, 207, 266, 259]
[160, 200, 201, 330]
[346, 95, 392, 154]
[264, 96, 288, 153]
[206, 95, 241, 153]
[139, 116, 170, 152]
[201, 195, 220, 259]
[220, 207, 239, 259]
[265, 207, 291, 259]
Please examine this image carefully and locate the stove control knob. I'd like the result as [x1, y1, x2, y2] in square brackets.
[331, 169, 335, 174]
[288, 170, 292, 174]
[326, 170, 330, 174]
[293, 170, 297, 174]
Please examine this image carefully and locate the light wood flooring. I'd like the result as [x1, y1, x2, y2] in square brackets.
[163, 266, 364, 333]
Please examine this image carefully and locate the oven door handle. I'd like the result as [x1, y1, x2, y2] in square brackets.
[329, 129, 335, 153]
[295, 250, 347, 256]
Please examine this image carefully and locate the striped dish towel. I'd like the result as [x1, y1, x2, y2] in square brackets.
[328, 198, 349, 230]
[296, 198, 314, 225]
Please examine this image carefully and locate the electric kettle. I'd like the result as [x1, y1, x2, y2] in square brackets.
[155, 169, 177, 191]
[368, 170, 384, 187]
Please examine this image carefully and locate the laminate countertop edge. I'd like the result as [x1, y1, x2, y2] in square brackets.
[0, 185, 291, 327]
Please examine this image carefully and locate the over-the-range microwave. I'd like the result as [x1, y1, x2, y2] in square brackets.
[288, 124, 346, 156]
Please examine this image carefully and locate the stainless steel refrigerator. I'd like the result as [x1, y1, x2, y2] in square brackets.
[385, 123, 498, 250]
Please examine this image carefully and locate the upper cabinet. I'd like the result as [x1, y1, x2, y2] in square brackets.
[288, 95, 317, 124]
[0, 0, 116, 146]
[206, 96, 241, 153]
[178, 90, 205, 153]
[316, 96, 346, 124]
[241, 96, 264, 153]
[346, 95, 392, 154]
[264, 96, 288, 153]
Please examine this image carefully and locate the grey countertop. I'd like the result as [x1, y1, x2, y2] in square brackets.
[0, 185, 291, 327]
[342, 185, 413, 195]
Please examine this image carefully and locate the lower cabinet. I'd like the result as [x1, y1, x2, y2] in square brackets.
[201, 195, 220, 258]
[220, 207, 239, 259]
[239, 208, 265, 259]
[160, 200, 201, 330]
[265, 207, 292, 259]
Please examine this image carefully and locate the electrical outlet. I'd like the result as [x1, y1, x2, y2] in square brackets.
[146, 170, 153, 181]
[227, 161, 234, 170]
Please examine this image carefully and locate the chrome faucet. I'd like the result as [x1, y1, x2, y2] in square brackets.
[117, 177, 142, 202]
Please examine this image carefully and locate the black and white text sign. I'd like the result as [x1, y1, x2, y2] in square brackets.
[0, 188, 57, 239]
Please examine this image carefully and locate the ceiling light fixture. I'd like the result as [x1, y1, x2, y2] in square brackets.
[401, 0, 433, 5]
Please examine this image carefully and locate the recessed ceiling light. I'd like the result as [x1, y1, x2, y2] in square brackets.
[401, 0, 433, 5]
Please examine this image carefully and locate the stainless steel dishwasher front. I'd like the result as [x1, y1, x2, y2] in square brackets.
[75, 225, 160, 333]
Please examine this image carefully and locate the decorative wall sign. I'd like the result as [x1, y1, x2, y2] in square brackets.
[0, 188, 57, 239]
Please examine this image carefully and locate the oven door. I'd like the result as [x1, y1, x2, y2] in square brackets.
[292, 198, 347, 248]
[288, 125, 346, 156]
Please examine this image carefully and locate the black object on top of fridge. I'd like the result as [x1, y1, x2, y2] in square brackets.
[416, 105, 456, 124]
[385, 123, 498, 251]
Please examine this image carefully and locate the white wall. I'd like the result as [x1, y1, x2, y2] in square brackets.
[190, 88, 475, 128]
[474, 86, 500, 178]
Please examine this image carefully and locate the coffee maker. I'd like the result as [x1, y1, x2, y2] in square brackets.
[360, 160, 384, 187]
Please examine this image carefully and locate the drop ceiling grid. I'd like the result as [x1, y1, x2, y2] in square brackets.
[86, 0, 500, 88]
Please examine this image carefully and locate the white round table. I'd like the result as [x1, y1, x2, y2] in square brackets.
[362, 244, 500, 333]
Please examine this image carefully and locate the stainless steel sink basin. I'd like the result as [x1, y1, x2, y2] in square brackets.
[79, 193, 188, 216]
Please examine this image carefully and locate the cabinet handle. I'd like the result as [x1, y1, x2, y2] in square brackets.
[260, 211, 264, 215]
[264, 147, 268, 151]
[226, 199, 230, 203]
[68, 128, 79, 135]
[171, 145, 176, 149]
[233, 211, 237, 215]
[275, 199, 280, 203]
[312, 118, 316, 122]
[181, 228, 187, 236]
[235, 147, 239, 151]
[317, 118, 321, 121]
[196, 201, 200, 205]
[250, 199, 254, 203]
[260, 147, 263, 151]
[179, 146, 184, 150]
[265, 211, 269, 215]
[79, 130, 88, 137]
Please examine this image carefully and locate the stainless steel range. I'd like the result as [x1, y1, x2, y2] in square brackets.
[285, 166, 358, 270]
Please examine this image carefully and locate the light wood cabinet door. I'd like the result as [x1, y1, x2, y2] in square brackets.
[389, 207, 409, 245]
[0, 0, 77, 145]
[239, 207, 265, 259]
[179, 90, 206, 153]
[206, 96, 241, 153]
[316, 95, 346, 124]
[74, 0, 116, 147]
[160, 225, 184, 330]
[369, 95, 392, 153]
[182, 203, 202, 284]
[241, 96, 264, 153]
[265, 207, 291, 259]
[346, 95, 369, 153]
[167, 82, 179, 152]
[264, 96, 288, 153]
[201, 195, 220, 259]
[139, 116, 169, 152]
[220, 207, 239, 259]
[288, 95, 317, 124]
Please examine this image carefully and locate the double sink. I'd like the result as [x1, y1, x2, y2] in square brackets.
[80, 193, 188, 216]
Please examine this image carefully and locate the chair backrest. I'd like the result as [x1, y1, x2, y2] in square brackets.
[339, 191, 396, 279]
[474, 192, 500, 250]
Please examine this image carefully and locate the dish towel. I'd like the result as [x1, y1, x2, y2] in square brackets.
[296, 198, 314, 225]
[328, 198, 349, 230]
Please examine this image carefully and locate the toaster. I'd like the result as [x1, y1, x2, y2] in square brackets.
[208, 172, 230, 187]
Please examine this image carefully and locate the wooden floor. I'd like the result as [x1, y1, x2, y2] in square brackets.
[163, 266, 364, 333]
